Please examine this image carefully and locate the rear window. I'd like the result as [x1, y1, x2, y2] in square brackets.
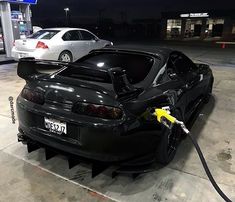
[28, 30, 60, 40]
[59, 52, 154, 84]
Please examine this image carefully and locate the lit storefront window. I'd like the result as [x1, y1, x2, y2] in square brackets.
[232, 25, 235, 34]
[185, 19, 202, 38]
[167, 19, 182, 39]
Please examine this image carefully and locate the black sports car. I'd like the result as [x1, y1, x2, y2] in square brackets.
[17, 47, 213, 172]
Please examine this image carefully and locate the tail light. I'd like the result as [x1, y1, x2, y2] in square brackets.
[21, 88, 45, 105]
[36, 41, 49, 49]
[73, 102, 123, 120]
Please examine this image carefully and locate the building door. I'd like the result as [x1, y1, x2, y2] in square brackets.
[212, 24, 223, 37]
[184, 19, 202, 38]
[194, 24, 202, 36]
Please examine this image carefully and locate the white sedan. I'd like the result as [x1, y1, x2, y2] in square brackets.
[11, 28, 113, 62]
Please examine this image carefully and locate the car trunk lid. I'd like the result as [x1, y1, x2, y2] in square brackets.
[14, 39, 46, 52]
[39, 76, 119, 107]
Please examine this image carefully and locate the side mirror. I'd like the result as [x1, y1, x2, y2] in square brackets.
[94, 38, 99, 42]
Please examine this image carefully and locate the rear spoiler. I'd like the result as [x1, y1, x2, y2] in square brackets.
[17, 58, 142, 98]
[17, 57, 67, 80]
[17, 58, 39, 80]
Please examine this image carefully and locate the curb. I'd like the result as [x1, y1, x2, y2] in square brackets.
[0, 60, 17, 65]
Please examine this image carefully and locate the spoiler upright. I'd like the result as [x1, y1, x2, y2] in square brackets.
[108, 67, 142, 99]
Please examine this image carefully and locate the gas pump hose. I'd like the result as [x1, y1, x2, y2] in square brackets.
[154, 109, 232, 202]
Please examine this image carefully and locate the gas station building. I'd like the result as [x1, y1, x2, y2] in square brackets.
[161, 10, 235, 41]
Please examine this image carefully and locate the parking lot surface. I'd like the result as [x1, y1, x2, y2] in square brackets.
[0, 43, 235, 202]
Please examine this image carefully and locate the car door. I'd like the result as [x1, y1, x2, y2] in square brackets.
[79, 30, 102, 52]
[62, 30, 87, 60]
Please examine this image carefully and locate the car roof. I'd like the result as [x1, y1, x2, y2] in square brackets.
[42, 27, 90, 32]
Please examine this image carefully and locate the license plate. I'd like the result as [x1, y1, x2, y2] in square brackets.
[18, 53, 27, 59]
[44, 117, 67, 135]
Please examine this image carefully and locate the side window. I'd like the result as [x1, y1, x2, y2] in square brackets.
[173, 54, 191, 75]
[168, 52, 198, 81]
[62, 31, 81, 41]
[166, 53, 180, 80]
[80, 31, 96, 40]
[183, 54, 198, 72]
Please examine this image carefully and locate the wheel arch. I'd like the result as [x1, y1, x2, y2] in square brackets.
[58, 50, 73, 61]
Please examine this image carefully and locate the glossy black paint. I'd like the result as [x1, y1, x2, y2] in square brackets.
[16, 47, 214, 164]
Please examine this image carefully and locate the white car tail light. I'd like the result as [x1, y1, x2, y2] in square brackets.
[36, 41, 49, 49]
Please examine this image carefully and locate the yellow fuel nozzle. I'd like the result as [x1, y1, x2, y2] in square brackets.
[153, 108, 177, 129]
[154, 109, 176, 124]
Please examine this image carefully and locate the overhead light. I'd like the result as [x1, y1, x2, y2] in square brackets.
[180, 14, 189, 18]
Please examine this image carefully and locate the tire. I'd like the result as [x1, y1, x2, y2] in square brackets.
[204, 80, 213, 104]
[58, 51, 73, 62]
[155, 110, 183, 165]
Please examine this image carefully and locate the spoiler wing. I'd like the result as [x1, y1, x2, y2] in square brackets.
[17, 58, 39, 80]
[17, 58, 68, 80]
[17, 58, 141, 98]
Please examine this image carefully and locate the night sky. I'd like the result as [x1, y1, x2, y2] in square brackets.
[30, 0, 235, 25]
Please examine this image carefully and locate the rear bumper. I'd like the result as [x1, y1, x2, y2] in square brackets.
[17, 97, 161, 163]
[11, 48, 57, 61]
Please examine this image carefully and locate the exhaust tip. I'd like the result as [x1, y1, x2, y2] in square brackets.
[17, 133, 28, 145]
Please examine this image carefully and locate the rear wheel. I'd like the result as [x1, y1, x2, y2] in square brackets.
[58, 51, 73, 62]
[155, 110, 182, 165]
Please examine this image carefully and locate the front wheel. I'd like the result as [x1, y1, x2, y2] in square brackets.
[155, 110, 182, 165]
[58, 51, 73, 62]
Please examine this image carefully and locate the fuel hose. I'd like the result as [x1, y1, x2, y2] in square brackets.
[153, 109, 232, 202]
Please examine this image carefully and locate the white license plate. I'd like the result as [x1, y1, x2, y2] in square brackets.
[18, 53, 27, 59]
[44, 118, 67, 135]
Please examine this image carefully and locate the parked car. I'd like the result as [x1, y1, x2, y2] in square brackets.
[16, 47, 213, 175]
[12, 28, 113, 62]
